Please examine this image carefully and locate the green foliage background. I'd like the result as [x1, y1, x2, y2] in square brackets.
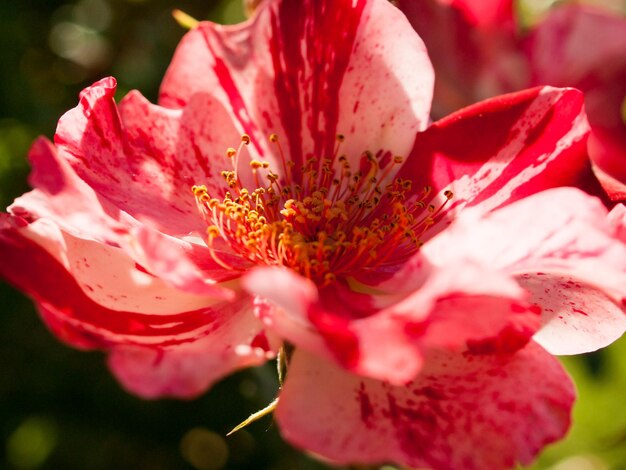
[0, 1, 624, 469]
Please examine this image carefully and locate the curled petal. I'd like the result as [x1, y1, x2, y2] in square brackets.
[523, 4, 626, 200]
[10, 136, 232, 296]
[10, 137, 125, 243]
[55, 77, 246, 236]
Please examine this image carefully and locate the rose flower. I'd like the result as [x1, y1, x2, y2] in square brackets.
[2, 0, 626, 468]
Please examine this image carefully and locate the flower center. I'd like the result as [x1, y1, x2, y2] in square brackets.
[193, 134, 452, 285]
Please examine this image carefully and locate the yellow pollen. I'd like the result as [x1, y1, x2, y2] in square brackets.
[193, 134, 453, 284]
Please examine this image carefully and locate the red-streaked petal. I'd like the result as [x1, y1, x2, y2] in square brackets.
[1, 214, 271, 398]
[523, 4, 626, 201]
[520, 275, 626, 355]
[129, 226, 250, 290]
[10, 135, 233, 297]
[108, 317, 275, 399]
[54, 78, 192, 235]
[245, 267, 425, 384]
[160, 0, 433, 169]
[121, 90, 257, 207]
[17, 218, 229, 313]
[0, 216, 247, 347]
[244, 264, 539, 384]
[10, 137, 126, 243]
[54, 77, 243, 236]
[398, 87, 590, 234]
[422, 188, 626, 353]
[277, 344, 574, 470]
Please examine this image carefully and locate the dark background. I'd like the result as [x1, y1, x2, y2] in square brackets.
[0, 1, 625, 469]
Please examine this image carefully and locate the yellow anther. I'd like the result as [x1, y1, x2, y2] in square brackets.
[192, 184, 208, 196]
[207, 226, 221, 238]
[193, 137, 451, 284]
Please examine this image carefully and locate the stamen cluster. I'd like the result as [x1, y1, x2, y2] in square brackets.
[193, 135, 452, 285]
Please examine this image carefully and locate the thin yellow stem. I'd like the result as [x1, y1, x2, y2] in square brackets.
[172, 9, 199, 29]
[226, 398, 278, 436]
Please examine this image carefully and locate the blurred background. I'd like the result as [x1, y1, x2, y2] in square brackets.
[0, 0, 625, 469]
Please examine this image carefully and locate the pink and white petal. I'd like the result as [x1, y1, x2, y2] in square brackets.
[107, 307, 275, 399]
[397, 86, 590, 235]
[54, 77, 225, 236]
[277, 343, 574, 470]
[160, 0, 433, 170]
[0, 217, 245, 348]
[381, 261, 540, 357]
[244, 267, 422, 383]
[245, 267, 329, 356]
[245, 264, 539, 384]
[16, 218, 230, 312]
[425, 188, 626, 290]
[10, 136, 233, 296]
[423, 188, 626, 352]
[128, 225, 248, 294]
[519, 274, 626, 355]
[9, 137, 127, 243]
[121, 90, 257, 209]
